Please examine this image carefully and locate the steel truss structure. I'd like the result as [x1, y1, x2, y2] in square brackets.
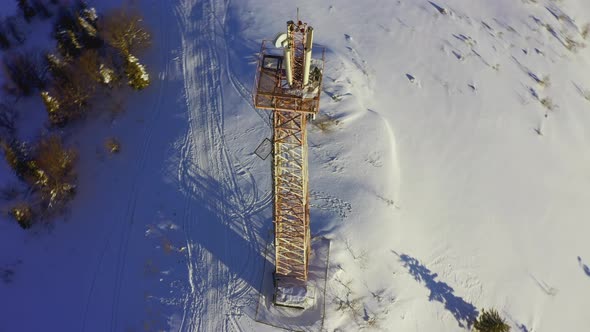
[253, 20, 324, 293]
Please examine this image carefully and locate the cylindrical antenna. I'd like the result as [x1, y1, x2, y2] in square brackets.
[284, 21, 295, 87]
[284, 45, 293, 86]
[302, 26, 314, 86]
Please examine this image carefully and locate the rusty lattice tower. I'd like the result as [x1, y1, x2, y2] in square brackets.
[253, 19, 324, 307]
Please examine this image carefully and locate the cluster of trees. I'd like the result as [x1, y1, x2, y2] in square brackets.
[41, 4, 152, 126]
[0, 1, 152, 229]
[1, 136, 76, 228]
[1, 1, 151, 125]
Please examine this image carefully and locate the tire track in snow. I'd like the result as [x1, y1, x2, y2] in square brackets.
[174, 1, 236, 331]
[79, 37, 170, 332]
[108, 2, 173, 331]
[208, 3, 272, 323]
[80, 0, 170, 328]
[174, 0, 268, 330]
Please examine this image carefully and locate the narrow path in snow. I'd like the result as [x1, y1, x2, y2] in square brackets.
[174, 0, 269, 330]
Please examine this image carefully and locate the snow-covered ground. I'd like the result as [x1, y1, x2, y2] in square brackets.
[2, 0, 590, 331]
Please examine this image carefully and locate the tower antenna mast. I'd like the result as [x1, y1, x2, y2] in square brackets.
[252, 15, 324, 308]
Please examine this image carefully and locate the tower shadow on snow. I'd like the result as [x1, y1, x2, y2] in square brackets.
[174, 159, 272, 294]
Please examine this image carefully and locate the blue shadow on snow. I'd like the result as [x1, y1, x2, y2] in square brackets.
[393, 251, 478, 328]
[578, 256, 590, 277]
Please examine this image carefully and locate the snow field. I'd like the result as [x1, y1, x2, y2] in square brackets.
[1, 0, 590, 331]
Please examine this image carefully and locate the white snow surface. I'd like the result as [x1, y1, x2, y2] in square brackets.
[1, 0, 590, 331]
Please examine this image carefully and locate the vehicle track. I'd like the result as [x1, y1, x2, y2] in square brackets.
[108, 1, 173, 330]
[174, 0, 270, 330]
[175, 0, 233, 330]
[80, 2, 172, 330]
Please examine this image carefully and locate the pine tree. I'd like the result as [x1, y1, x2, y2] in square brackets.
[41, 91, 61, 122]
[99, 63, 116, 86]
[473, 309, 511, 332]
[0, 139, 32, 180]
[124, 54, 150, 90]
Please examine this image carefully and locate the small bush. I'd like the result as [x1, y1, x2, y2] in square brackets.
[538, 75, 550, 88]
[473, 309, 511, 332]
[11, 203, 33, 229]
[540, 97, 555, 111]
[105, 137, 120, 154]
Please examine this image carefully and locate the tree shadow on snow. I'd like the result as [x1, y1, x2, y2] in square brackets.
[393, 251, 478, 328]
[578, 256, 590, 278]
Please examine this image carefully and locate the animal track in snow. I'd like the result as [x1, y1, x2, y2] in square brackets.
[366, 151, 383, 167]
[310, 191, 352, 219]
[344, 33, 372, 79]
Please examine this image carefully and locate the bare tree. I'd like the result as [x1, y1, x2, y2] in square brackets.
[2, 50, 46, 97]
[53, 4, 101, 58]
[29, 135, 77, 212]
[0, 103, 17, 141]
[0, 20, 12, 49]
[17, 0, 36, 23]
[6, 16, 25, 45]
[43, 58, 97, 125]
[100, 8, 151, 56]
[32, 0, 52, 19]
